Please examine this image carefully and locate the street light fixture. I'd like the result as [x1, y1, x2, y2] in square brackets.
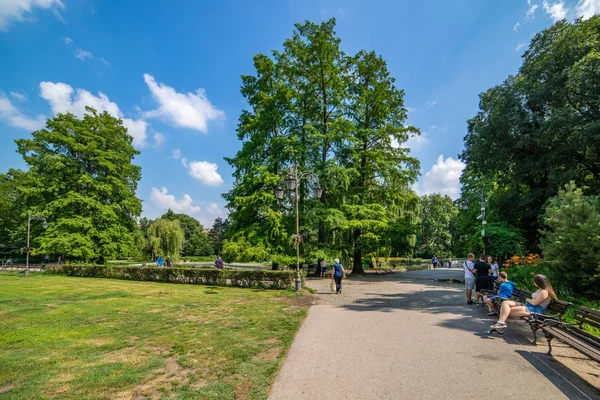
[460, 188, 487, 254]
[25, 213, 47, 276]
[275, 166, 321, 292]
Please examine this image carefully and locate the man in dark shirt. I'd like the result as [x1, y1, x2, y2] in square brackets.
[473, 254, 492, 304]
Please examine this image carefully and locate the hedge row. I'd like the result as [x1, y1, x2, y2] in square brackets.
[45, 265, 301, 289]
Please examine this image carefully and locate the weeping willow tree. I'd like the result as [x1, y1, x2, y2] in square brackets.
[148, 218, 184, 261]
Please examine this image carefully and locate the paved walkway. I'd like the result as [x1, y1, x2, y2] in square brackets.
[269, 270, 599, 400]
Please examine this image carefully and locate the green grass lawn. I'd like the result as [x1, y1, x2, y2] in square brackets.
[0, 272, 310, 399]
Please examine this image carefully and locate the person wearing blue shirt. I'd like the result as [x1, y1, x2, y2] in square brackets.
[483, 271, 515, 316]
[330, 258, 345, 294]
[156, 255, 164, 267]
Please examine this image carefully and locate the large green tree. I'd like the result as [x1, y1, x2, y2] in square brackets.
[147, 218, 184, 261]
[14, 108, 142, 261]
[224, 19, 420, 269]
[460, 16, 600, 249]
[415, 194, 457, 258]
[161, 209, 213, 256]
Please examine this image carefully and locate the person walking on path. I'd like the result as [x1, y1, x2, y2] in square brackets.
[448, 257, 452, 268]
[156, 255, 164, 267]
[331, 258, 345, 294]
[165, 256, 172, 268]
[464, 253, 476, 304]
[431, 256, 438, 270]
[214, 255, 224, 269]
[319, 259, 327, 278]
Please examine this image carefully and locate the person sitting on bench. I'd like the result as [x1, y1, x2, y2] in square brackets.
[490, 274, 557, 331]
[482, 271, 514, 317]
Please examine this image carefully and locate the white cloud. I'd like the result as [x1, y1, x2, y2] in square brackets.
[187, 161, 224, 186]
[0, 0, 64, 31]
[172, 149, 182, 159]
[64, 36, 73, 45]
[143, 73, 225, 132]
[401, 132, 430, 151]
[153, 133, 165, 147]
[419, 155, 465, 199]
[9, 91, 27, 102]
[426, 100, 438, 108]
[543, 1, 568, 21]
[526, 4, 539, 19]
[207, 203, 223, 215]
[0, 94, 45, 130]
[51, 7, 64, 24]
[75, 49, 92, 61]
[516, 42, 528, 52]
[39, 81, 149, 148]
[150, 187, 201, 214]
[101, 58, 110, 66]
[181, 157, 189, 168]
[513, 22, 520, 32]
[576, 0, 600, 19]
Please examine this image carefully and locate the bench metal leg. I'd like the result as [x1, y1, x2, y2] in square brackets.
[532, 326, 538, 344]
[546, 334, 554, 355]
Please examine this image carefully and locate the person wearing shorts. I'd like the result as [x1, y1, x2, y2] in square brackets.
[463, 253, 476, 304]
[483, 271, 515, 316]
[473, 254, 492, 304]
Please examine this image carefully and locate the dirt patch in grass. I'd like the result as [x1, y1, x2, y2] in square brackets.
[233, 379, 252, 400]
[46, 373, 74, 397]
[263, 338, 279, 344]
[86, 337, 113, 346]
[104, 347, 146, 366]
[0, 384, 16, 394]
[253, 347, 280, 361]
[115, 356, 195, 400]
[280, 294, 314, 308]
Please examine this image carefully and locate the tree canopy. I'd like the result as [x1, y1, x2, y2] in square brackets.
[223, 18, 420, 270]
[460, 16, 600, 250]
[11, 108, 142, 262]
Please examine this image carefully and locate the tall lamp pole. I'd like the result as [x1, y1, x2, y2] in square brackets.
[275, 166, 322, 292]
[461, 188, 487, 255]
[25, 213, 47, 276]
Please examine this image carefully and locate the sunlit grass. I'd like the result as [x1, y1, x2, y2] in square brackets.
[0, 272, 310, 399]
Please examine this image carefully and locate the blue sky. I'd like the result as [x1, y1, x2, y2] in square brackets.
[1, 0, 599, 227]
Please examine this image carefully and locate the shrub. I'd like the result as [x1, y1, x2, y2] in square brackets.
[504, 254, 543, 268]
[45, 265, 300, 289]
[221, 239, 270, 263]
[541, 182, 600, 299]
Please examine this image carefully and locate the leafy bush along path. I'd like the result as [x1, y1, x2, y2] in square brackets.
[0, 273, 310, 399]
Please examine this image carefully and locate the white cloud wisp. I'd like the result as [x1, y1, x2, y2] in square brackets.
[39, 81, 151, 148]
[150, 187, 201, 215]
[543, 1, 569, 21]
[419, 155, 465, 199]
[0, 0, 64, 31]
[0, 94, 45, 130]
[576, 0, 600, 19]
[143, 74, 225, 132]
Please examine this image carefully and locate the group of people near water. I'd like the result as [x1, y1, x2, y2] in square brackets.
[431, 256, 452, 269]
[463, 253, 556, 332]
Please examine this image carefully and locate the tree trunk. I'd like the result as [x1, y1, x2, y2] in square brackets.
[352, 229, 364, 274]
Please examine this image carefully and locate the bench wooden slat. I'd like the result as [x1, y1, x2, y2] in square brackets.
[542, 325, 600, 363]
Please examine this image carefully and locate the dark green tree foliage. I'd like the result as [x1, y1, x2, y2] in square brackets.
[0, 169, 28, 258]
[224, 19, 419, 270]
[461, 17, 600, 249]
[541, 182, 600, 298]
[161, 209, 213, 256]
[208, 217, 229, 255]
[341, 51, 419, 272]
[415, 194, 457, 258]
[14, 108, 142, 261]
[147, 218, 184, 261]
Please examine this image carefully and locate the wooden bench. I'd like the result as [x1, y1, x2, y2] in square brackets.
[492, 286, 572, 343]
[541, 306, 600, 364]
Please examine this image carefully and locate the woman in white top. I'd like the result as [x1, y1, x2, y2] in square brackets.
[488, 256, 499, 279]
[490, 274, 556, 330]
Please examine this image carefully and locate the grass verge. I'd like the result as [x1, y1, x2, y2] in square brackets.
[0, 272, 311, 399]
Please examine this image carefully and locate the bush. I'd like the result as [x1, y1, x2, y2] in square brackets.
[221, 239, 270, 263]
[541, 182, 600, 299]
[45, 265, 300, 289]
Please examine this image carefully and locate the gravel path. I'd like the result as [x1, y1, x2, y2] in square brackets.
[269, 271, 599, 400]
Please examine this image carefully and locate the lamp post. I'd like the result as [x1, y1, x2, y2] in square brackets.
[25, 213, 47, 276]
[275, 166, 322, 292]
[461, 188, 487, 255]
